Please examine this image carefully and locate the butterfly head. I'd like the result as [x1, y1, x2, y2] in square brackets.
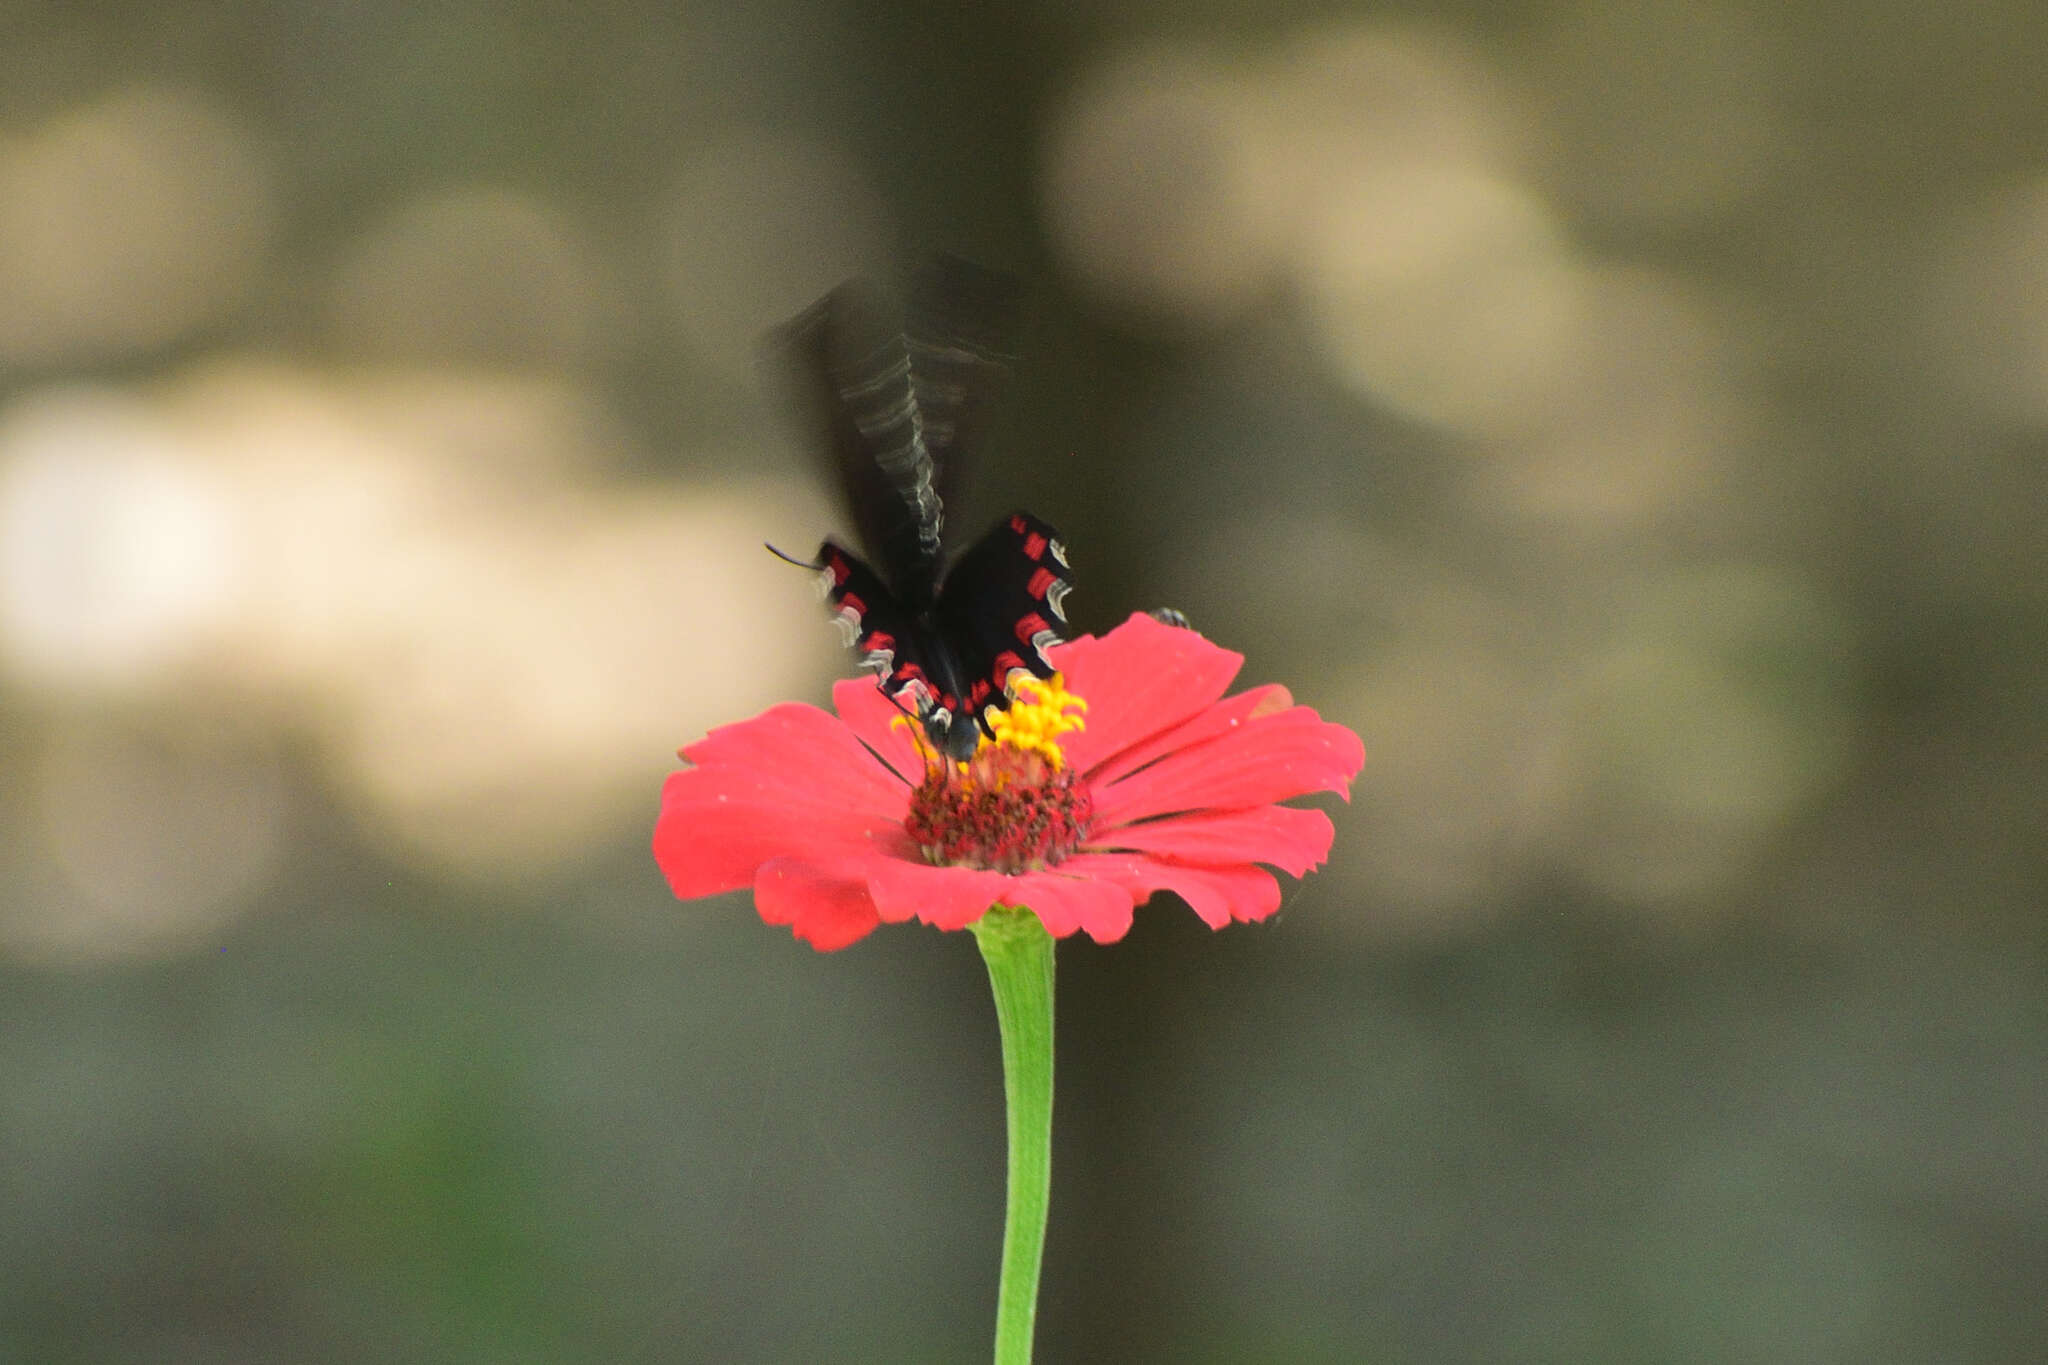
[922, 703, 983, 763]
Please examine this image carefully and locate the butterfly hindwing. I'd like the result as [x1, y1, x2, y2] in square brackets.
[817, 541, 946, 716]
[932, 511, 1073, 725]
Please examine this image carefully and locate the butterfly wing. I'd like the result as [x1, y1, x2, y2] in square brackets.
[780, 260, 1044, 753]
[931, 511, 1074, 726]
[816, 540, 950, 717]
[782, 282, 943, 607]
[907, 256, 1022, 546]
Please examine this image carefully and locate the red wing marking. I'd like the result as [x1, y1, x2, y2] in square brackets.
[1014, 611, 1051, 646]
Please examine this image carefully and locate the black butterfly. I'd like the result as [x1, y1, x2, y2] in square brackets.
[777, 257, 1074, 762]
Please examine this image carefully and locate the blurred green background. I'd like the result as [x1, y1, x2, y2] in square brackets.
[2, 0, 2043, 1360]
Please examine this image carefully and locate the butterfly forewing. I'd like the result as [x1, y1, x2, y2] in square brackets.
[907, 255, 1022, 550]
[784, 283, 943, 606]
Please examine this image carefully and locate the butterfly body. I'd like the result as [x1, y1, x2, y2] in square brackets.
[782, 259, 1072, 760]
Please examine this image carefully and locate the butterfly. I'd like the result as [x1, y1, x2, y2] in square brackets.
[777, 257, 1074, 762]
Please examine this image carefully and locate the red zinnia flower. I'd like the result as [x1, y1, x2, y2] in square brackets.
[653, 612, 1365, 950]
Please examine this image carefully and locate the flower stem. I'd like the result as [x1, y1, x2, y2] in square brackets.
[968, 906, 1056, 1365]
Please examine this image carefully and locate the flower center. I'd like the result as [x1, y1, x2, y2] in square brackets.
[904, 674, 1093, 873]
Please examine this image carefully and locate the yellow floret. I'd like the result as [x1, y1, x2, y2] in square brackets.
[988, 673, 1088, 769]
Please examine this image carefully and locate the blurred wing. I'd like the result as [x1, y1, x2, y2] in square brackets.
[781, 283, 942, 605]
[931, 511, 1073, 724]
[907, 255, 1021, 545]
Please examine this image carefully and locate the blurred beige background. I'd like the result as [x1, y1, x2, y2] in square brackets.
[1, 1, 2042, 1361]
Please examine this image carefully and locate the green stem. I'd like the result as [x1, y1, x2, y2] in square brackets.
[967, 906, 1056, 1365]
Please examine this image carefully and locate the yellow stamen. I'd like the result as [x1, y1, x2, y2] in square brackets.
[986, 673, 1088, 768]
[887, 674, 1088, 774]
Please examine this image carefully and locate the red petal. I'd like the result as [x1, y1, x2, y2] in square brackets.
[679, 702, 911, 813]
[1001, 873, 1136, 943]
[865, 858, 1008, 931]
[831, 679, 932, 784]
[753, 856, 883, 951]
[1050, 614, 1244, 773]
[1086, 804, 1334, 876]
[654, 703, 916, 899]
[1090, 705, 1364, 827]
[653, 781, 904, 900]
[1083, 683, 1289, 788]
[1064, 853, 1283, 929]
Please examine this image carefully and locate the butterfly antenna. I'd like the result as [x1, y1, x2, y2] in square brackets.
[764, 542, 819, 568]
[876, 680, 942, 761]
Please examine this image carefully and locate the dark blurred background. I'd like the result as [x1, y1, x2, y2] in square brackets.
[2, 1, 2044, 1361]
